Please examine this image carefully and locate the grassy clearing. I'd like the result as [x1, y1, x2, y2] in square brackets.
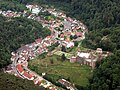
[54, 51, 73, 59]
[28, 55, 92, 87]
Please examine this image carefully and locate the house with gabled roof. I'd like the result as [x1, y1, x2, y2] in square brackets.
[16, 64, 24, 74]
[23, 71, 34, 80]
[62, 40, 74, 48]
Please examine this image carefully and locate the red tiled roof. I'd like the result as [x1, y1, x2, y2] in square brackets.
[65, 40, 70, 43]
[44, 40, 50, 44]
[67, 32, 71, 35]
[33, 80, 37, 84]
[52, 88, 56, 90]
[37, 81, 41, 85]
[23, 71, 33, 79]
[46, 36, 52, 39]
[16, 64, 23, 73]
[42, 44, 47, 48]
[76, 32, 83, 37]
[60, 34, 64, 38]
[35, 38, 42, 43]
[46, 86, 50, 88]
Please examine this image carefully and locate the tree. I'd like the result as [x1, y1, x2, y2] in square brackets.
[74, 41, 78, 46]
[61, 54, 66, 62]
[61, 45, 66, 52]
[70, 35, 73, 40]
[73, 35, 78, 39]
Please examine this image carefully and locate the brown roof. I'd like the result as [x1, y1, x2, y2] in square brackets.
[16, 64, 23, 73]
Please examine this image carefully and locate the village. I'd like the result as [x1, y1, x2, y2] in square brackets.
[1, 4, 110, 90]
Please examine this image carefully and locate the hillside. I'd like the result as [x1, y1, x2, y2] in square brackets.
[88, 50, 120, 90]
[0, 72, 47, 90]
[21, 0, 120, 30]
[0, 1, 27, 12]
[82, 25, 120, 51]
[0, 15, 50, 68]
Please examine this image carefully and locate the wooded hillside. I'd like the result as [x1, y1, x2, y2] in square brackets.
[0, 15, 50, 68]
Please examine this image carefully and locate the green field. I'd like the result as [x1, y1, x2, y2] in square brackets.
[54, 51, 73, 59]
[28, 55, 92, 87]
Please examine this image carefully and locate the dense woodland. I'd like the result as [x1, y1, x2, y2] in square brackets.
[0, 72, 47, 90]
[83, 25, 120, 51]
[88, 50, 120, 90]
[0, 1, 27, 12]
[0, 15, 50, 68]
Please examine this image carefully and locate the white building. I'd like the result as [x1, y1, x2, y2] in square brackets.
[77, 52, 90, 58]
[32, 7, 40, 15]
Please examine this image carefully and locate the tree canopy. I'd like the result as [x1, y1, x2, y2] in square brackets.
[0, 1, 27, 12]
[88, 50, 120, 90]
[0, 72, 47, 90]
[82, 24, 120, 52]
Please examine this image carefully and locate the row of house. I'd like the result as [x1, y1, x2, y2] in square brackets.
[9, 35, 60, 90]
[0, 10, 21, 17]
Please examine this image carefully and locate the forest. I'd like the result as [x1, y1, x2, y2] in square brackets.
[0, 1, 27, 12]
[88, 50, 120, 90]
[0, 72, 47, 90]
[0, 15, 50, 68]
[82, 25, 120, 52]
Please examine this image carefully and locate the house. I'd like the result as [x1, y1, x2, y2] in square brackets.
[76, 32, 83, 37]
[37, 81, 42, 85]
[11, 52, 17, 61]
[36, 48, 43, 54]
[4, 65, 13, 74]
[33, 80, 38, 84]
[35, 38, 42, 44]
[43, 40, 51, 46]
[32, 7, 40, 15]
[60, 34, 64, 40]
[51, 11, 58, 16]
[45, 36, 52, 40]
[51, 88, 56, 90]
[26, 4, 33, 11]
[61, 13, 66, 18]
[96, 48, 103, 54]
[70, 56, 77, 63]
[67, 32, 71, 36]
[23, 71, 34, 80]
[16, 64, 24, 74]
[62, 40, 74, 48]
